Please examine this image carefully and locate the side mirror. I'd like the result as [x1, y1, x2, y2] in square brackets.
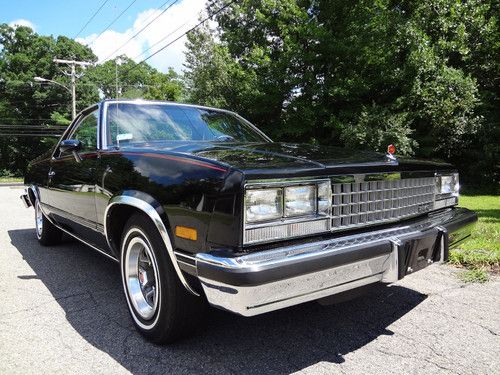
[59, 139, 82, 153]
[59, 139, 82, 162]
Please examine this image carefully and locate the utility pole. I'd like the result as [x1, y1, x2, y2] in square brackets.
[53, 58, 93, 120]
[115, 57, 122, 98]
[115, 61, 118, 99]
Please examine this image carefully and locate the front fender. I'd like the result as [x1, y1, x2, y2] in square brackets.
[104, 191, 199, 296]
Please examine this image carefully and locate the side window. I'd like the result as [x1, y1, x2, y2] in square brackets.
[70, 110, 98, 152]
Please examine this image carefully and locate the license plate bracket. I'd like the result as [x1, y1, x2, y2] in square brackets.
[396, 229, 448, 278]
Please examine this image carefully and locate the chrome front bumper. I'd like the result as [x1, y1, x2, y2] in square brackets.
[20, 192, 32, 208]
[196, 207, 477, 316]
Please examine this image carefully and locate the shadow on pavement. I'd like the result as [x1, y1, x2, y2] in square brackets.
[9, 228, 427, 374]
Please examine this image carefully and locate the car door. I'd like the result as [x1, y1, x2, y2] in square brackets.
[47, 107, 100, 242]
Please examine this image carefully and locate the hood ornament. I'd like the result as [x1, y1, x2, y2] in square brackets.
[386, 144, 397, 162]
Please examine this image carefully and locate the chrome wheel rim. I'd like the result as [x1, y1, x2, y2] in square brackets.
[124, 235, 159, 320]
[35, 201, 43, 238]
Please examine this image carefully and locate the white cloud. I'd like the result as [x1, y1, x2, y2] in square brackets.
[9, 19, 36, 31]
[77, 0, 207, 73]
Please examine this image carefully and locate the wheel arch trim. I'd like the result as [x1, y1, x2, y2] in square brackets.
[104, 194, 199, 296]
[27, 185, 40, 206]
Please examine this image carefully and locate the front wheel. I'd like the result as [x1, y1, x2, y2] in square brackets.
[120, 213, 205, 343]
[35, 199, 62, 246]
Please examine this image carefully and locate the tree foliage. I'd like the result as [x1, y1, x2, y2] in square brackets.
[184, 0, 499, 190]
[0, 23, 98, 174]
[0, 24, 183, 175]
[0, 1, 498, 190]
[87, 55, 183, 101]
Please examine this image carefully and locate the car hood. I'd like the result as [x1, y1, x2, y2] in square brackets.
[121, 141, 453, 178]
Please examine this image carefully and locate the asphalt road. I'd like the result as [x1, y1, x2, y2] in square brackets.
[1, 185, 498, 374]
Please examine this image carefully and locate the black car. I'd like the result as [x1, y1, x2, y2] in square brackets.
[21, 99, 477, 343]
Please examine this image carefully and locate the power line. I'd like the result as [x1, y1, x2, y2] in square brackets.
[3, 100, 73, 106]
[139, 0, 236, 66]
[0, 125, 67, 132]
[132, 19, 191, 61]
[10, 82, 165, 91]
[74, 0, 111, 39]
[87, 0, 139, 46]
[96, 0, 237, 90]
[0, 124, 66, 137]
[0, 125, 66, 129]
[99, 0, 180, 63]
[0, 117, 60, 120]
[0, 134, 63, 137]
[0, 122, 66, 128]
[0, 125, 67, 128]
[131, 0, 209, 61]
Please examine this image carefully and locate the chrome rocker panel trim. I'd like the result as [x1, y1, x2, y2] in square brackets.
[196, 207, 476, 316]
[104, 195, 199, 296]
[26, 185, 119, 263]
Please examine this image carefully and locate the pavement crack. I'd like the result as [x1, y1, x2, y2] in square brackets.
[373, 347, 459, 374]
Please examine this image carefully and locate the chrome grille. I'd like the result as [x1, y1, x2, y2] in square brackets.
[331, 177, 436, 230]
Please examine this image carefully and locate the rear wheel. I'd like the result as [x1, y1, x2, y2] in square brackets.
[120, 213, 205, 343]
[35, 199, 62, 246]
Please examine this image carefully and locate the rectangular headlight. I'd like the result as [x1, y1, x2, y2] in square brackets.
[317, 181, 332, 214]
[437, 173, 459, 196]
[284, 185, 316, 217]
[245, 188, 283, 223]
[244, 179, 332, 244]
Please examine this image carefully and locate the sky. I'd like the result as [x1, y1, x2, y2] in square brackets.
[0, 0, 207, 73]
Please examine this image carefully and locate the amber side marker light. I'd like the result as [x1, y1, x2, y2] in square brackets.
[175, 226, 198, 241]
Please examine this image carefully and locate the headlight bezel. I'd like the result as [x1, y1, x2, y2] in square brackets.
[435, 172, 459, 199]
[244, 180, 331, 224]
[243, 179, 332, 244]
[434, 172, 460, 210]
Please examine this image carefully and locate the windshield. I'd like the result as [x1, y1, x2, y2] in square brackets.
[105, 102, 269, 146]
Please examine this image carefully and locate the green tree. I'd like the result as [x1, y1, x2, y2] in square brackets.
[0, 23, 98, 174]
[184, 0, 499, 190]
[87, 55, 183, 101]
[0, 24, 184, 175]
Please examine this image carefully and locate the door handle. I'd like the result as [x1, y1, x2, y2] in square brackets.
[48, 171, 56, 177]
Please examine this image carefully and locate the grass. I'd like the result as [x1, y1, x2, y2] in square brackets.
[458, 269, 490, 283]
[449, 195, 500, 282]
[0, 176, 23, 183]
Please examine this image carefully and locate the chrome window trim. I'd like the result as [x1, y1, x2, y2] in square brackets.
[103, 195, 199, 296]
[100, 99, 272, 150]
[66, 108, 100, 149]
[51, 104, 101, 159]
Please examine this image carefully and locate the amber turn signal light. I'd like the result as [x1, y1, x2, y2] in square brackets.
[175, 226, 198, 241]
